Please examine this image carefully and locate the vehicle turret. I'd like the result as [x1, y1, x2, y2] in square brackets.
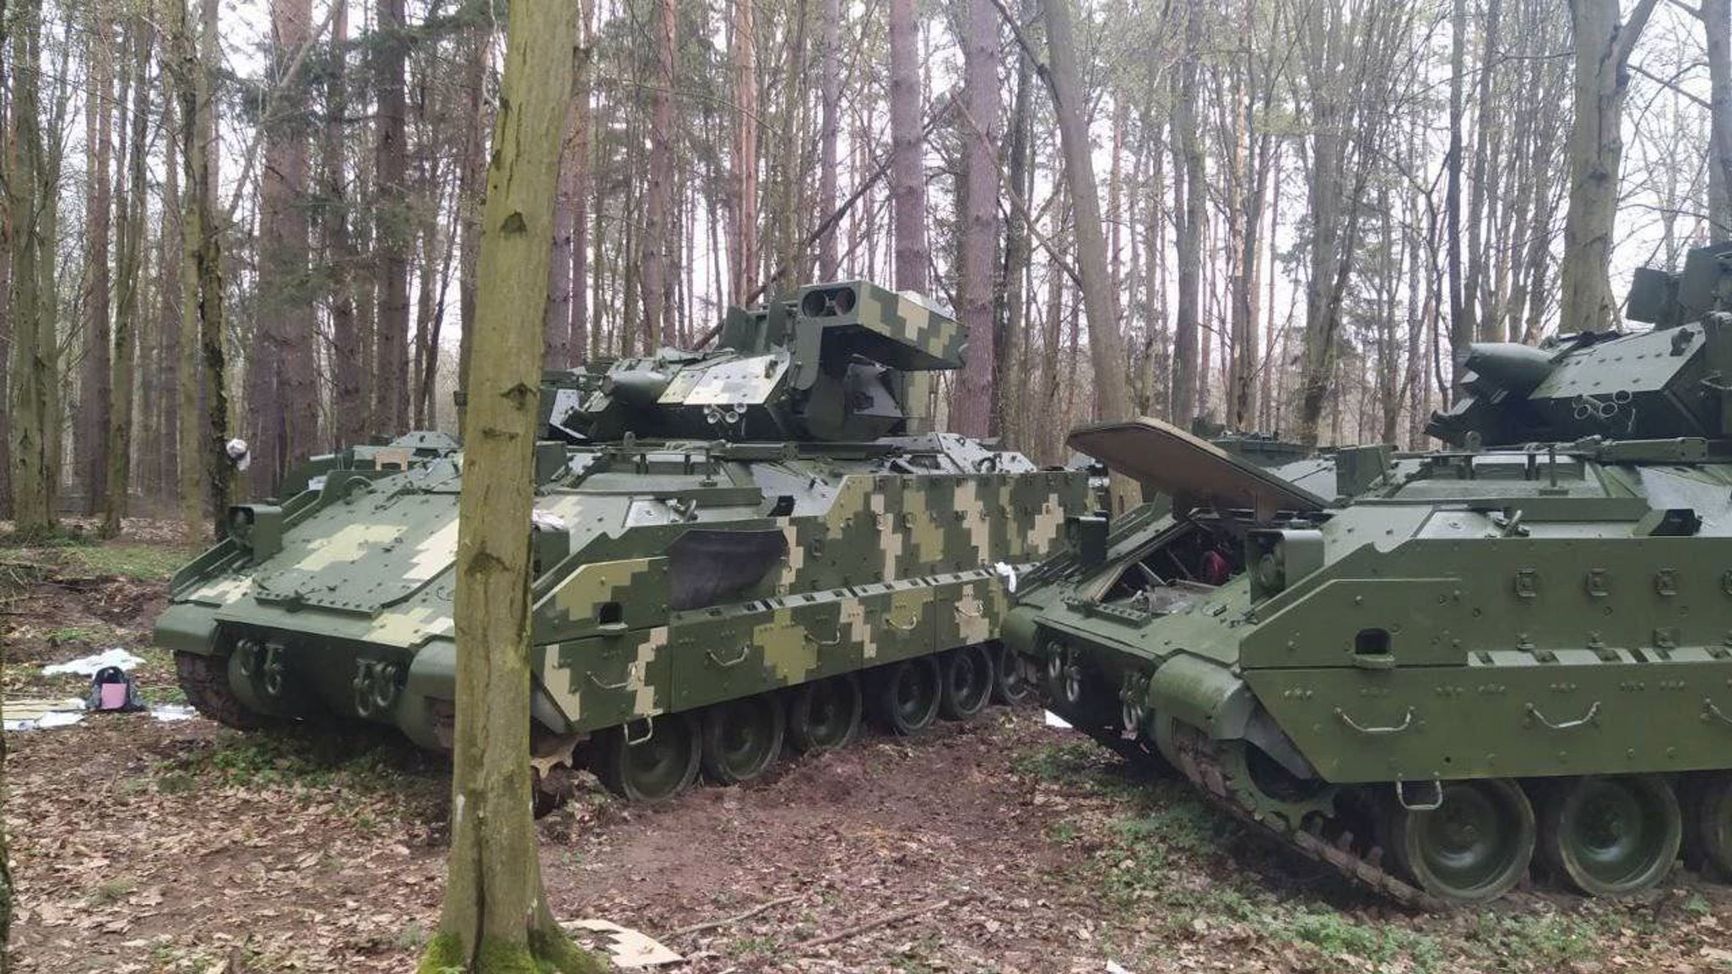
[1428, 241, 1732, 448]
[541, 280, 962, 443]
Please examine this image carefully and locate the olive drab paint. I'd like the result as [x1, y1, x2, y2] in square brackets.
[1008, 242, 1732, 906]
[155, 280, 1089, 784]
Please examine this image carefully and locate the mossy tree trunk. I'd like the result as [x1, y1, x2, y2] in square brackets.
[416, 3, 598, 972]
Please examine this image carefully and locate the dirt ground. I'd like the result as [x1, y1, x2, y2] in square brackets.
[5, 526, 1732, 974]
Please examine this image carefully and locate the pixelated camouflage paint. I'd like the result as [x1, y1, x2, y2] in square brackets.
[157, 278, 1090, 753]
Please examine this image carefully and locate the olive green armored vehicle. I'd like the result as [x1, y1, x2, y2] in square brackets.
[157, 281, 1087, 809]
[1006, 243, 1732, 906]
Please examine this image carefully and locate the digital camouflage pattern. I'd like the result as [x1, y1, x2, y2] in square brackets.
[157, 280, 1088, 799]
[1008, 243, 1732, 906]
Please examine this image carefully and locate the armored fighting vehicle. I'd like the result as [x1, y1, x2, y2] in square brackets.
[1005, 243, 1732, 906]
[157, 280, 1087, 809]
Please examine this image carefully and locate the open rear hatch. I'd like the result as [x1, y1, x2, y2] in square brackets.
[1068, 418, 1328, 520]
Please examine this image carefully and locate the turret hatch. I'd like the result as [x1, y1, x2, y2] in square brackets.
[1068, 418, 1329, 519]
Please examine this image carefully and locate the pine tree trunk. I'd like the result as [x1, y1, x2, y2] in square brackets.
[373, 0, 410, 433]
[324, 0, 365, 449]
[255, 0, 314, 493]
[81, 3, 114, 517]
[888, 0, 926, 295]
[642, 0, 675, 345]
[414, 4, 599, 971]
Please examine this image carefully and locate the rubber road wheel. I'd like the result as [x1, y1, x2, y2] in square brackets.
[939, 644, 994, 721]
[1391, 778, 1535, 903]
[701, 694, 786, 784]
[594, 712, 700, 803]
[1685, 773, 1732, 878]
[176, 650, 274, 730]
[787, 675, 863, 754]
[870, 657, 941, 735]
[1539, 775, 1682, 896]
[990, 643, 1035, 706]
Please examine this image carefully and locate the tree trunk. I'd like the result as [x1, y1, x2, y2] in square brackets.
[324, 0, 364, 449]
[157, 80, 181, 506]
[455, 22, 489, 431]
[816, 0, 842, 278]
[1558, 0, 1659, 334]
[1703, 0, 1732, 237]
[546, 65, 577, 370]
[951, 0, 998, 437]
[997, 1, 1035, 444]
[888, 0, 927, 294]
[255, 0, 314, 493]
[169, 0, 234, 540]
[1169, 2, 1203, 427]
[570, 0, 593, 365]
[8, 0, 57, 537]
[1445, 0, 1468, 389]
[730, 0, 759, 303]
[642, 0, 675, 345]
[103, 16, 151, 537]
[413, 4, 599, 971]
[1039, 0, 1130, 432]
[81, 2, 114, 517]
[1464, 0, 1502, 342]
[373, 0, 410, 433]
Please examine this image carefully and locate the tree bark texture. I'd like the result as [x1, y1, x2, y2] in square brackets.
[951, 0, 999, 437]
[415, 3, 601, 970]
[1558, 0, 1658, 334]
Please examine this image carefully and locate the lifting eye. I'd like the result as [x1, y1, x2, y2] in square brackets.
[1355, 628, 1392, 657]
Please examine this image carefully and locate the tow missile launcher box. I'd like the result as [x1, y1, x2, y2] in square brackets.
[1005, 243, 1732, 905]
[157, 280, 1089, 808]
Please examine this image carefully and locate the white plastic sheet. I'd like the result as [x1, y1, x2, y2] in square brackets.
[41, 648, 145, 677]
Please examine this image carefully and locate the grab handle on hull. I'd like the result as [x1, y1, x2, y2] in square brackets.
[1335, 706, 1415, 736]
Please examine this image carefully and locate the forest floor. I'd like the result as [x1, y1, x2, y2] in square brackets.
[4, 524, 1732, 974]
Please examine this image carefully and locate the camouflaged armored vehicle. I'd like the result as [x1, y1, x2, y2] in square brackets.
[157, 280, 1087, 808]
[1006, 243, 1732, 906]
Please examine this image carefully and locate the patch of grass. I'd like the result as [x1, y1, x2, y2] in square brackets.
[1011, 740, 1106, 785]
[1282, 909, 1445, 970]
[139, 683, 188, 705]
[61, 543, 191, 581]
[44, 625, 104, 644]
[88, 875, 140, 906]
[156, 726, 428, 794]
[397, 922, 431, 951]
[0, 525, 96, 548]
[1108, 783, 1233, 854]
[1466, 910, 1604, 967]
[729, 934, 776, 959]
